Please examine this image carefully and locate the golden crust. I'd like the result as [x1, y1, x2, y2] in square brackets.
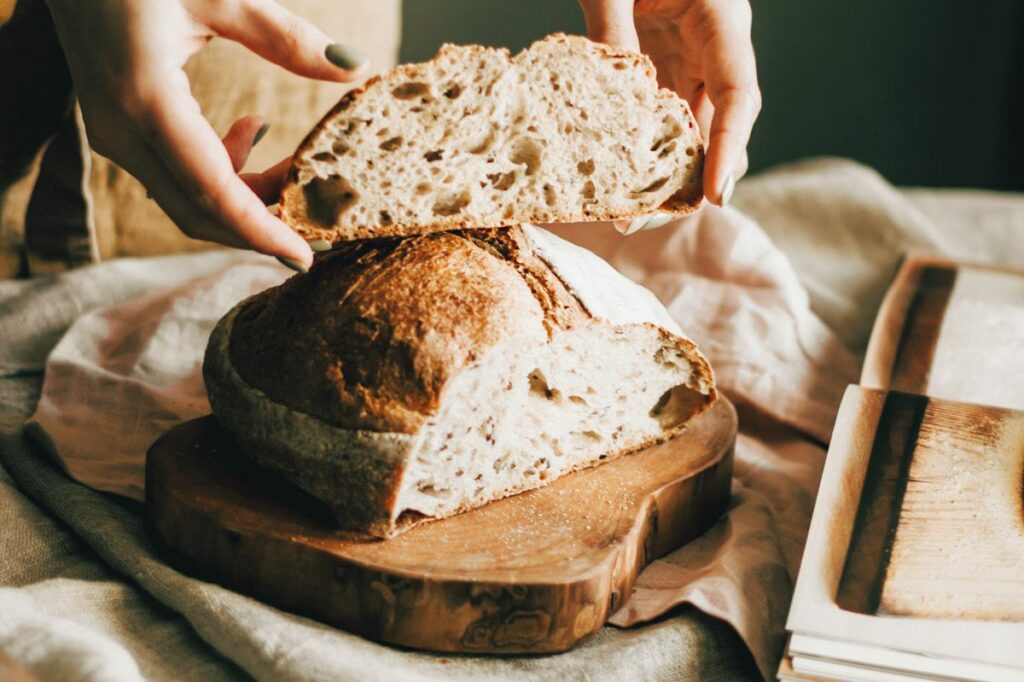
[210, 225, 717, 537]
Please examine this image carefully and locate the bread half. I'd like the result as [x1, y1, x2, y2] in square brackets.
[280, 34, 704, 243]
[204, 225, 716, 538]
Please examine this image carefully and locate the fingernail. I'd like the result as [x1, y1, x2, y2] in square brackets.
[276, 256, 309, 274]
[307, 239, 333, 253]
[325, 43, 369, 70]
[640, 212, 673, 231]
[252, 122, 270, 147]
[720, 173, 736, 206]
[612, 217, 645, 235]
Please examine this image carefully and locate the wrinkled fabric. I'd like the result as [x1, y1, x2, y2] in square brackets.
[23, 204, 856, 681]
[4, 158, 1023, 681]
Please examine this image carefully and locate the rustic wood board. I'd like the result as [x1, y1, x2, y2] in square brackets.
[836, 391, 1024, 620]
[862, 252, 1024, 411]
[146, 398, 735, 654]
[785, 386, 1024, 673]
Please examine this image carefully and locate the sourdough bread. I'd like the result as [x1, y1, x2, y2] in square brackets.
[204, 225, 716, 538]
[280, 34, 704, 242]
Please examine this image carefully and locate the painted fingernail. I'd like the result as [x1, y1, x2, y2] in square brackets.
[325, 43, 369, 70]
[252, 122, 270, 147]
[720, 173, 736, 206]
[276, 256, 309, 273]
[307, 239, 333, 253]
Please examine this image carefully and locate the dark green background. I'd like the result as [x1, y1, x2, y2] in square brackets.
[401, 1, 1024, 190]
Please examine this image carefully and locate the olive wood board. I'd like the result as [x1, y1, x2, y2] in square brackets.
[145, 398, 735, 654]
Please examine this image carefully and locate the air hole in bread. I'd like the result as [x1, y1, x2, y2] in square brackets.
[302, 174, 358, 226]
[527, 369, 561, 402]
[379, 136, 403, 151]
[613, 61, 628, 70]
[432, 189, 470, 216]
[392, 82, 430, 100]
[424, 149, 444, 162]
[568, 395, 587, 405]
[311, 151, 333, 162]
[468, 128, 496, 155]
[331, 141, 349, 156]
[577, 159, 595, 175]
[685, 146, 696, 157]
[634, 176, 670, 195]
[443, 83, 462, 99]
[487, 171, 516, 191]
[376, 127, 390, 138]
[649, 385, 704, 429]
[415, 182, 431, 194]
[581, 180, 596, 201]
[379, 210, 393, 225]
[508, 137, 543, 176]
[543, 183, 556, 206]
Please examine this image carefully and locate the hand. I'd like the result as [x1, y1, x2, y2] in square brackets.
[578, 0, 761, 207]
[43, 0, 370, 268]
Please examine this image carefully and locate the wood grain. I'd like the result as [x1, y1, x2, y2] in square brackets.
[785, 386, 1024, 673]
[861, 253, 957, 393]
[145, 398, 735, 654]
[835, 390, 1024, 621]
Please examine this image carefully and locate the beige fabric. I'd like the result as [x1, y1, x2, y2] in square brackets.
[0, 153, 37, 278]
[4, 159, 1022, 681]
[90, 0, 401, 259]
[25, 205, 859, 681]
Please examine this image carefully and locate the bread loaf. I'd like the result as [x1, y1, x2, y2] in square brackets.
[204, 224, 716, 538]
[280, 34, 704, 243]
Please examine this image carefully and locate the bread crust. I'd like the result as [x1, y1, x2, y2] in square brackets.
[278, 33, 705, 242]
[206, 226, 716, 538]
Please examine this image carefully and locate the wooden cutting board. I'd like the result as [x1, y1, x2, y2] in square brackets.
[146, 398, 735, 654]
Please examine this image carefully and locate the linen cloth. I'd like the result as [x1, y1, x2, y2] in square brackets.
[3, 158, 1022, 681]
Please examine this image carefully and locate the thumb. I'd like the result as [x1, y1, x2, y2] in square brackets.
[578, 0, 640, 52]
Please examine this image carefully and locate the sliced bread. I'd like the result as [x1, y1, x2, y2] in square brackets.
[279, 34, 704, 243]
[204, 224, 716, 538]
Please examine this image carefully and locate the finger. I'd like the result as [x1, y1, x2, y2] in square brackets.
[203, 0, 368, 82]
[698, 3, 761, 204]
[686, 88, 714, 145]
[112, 132, 251, 249]
[221, 114, 268, 172]
[241, 156, 292, 204]
[578, 0, 641, 52]
[704, 82, 759, 205]
[138, 75, 312, 265]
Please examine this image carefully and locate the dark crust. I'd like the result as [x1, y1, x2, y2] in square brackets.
[228, 227, 591, 435]
[278, 33, 705, 242]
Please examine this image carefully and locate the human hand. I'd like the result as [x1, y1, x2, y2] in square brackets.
[43, 0, 370, 269]
[578, 0, 761, 208]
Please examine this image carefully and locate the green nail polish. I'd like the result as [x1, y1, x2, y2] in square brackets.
[307, 239, 333, 253]
[325, 43, 369, 70]
[276, 256, 308, 273]
[252, 122, 270, 147]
